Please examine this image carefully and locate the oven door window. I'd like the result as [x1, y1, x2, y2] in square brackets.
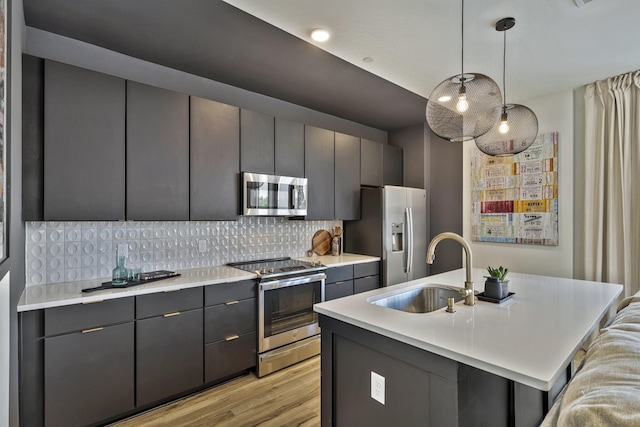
[263, 280, 321, 338]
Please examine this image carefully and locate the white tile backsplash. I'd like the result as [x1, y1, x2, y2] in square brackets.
[25, 217, 342, 286]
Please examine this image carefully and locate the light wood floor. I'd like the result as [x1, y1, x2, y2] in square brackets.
[111, 356, 320, 427]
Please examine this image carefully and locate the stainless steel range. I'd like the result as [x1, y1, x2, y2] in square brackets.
[228, 257, 326, 377]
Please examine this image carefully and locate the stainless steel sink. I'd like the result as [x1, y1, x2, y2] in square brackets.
[370, 285, 464, 313]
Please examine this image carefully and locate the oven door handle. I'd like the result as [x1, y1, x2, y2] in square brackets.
[259, 273, 327, 291]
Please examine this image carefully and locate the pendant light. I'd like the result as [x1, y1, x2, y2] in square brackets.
[474, 18, 538, 156]
[426, 0, 502, 142]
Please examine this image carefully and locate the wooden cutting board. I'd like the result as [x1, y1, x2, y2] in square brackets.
[311, 230, 332, 256]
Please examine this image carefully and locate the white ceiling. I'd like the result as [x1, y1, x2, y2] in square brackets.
[224, 0, 640, 103]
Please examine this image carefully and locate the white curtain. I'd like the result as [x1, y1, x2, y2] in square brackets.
[583, 70, 640, 297]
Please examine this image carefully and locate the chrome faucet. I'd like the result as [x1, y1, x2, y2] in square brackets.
[426, 232, 475, 306]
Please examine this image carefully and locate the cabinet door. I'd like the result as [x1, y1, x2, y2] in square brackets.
[191, 97, 240, 220]
[127, 81, 189, 220]
[360, 139, 383, 187]
[44, 322, 134, 427]
[136, 309, 203, 406]
[384, 144, 404, 186]
[335, 133, 361, 220]
[44, 60, 125, 220]
[305, 126, 335, 220]
[241, 109, 274, 174]
[275, 118, 305, 177]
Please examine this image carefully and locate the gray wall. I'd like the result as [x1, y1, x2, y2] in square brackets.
[8, 1, 26, 426]
[389, 124, 463, 275]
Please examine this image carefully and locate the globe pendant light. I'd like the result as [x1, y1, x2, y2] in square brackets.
[474, 18, 538, 156]
[426, 0, 502, 142]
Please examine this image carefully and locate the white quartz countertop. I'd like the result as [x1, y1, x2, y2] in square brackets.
[314, 268, 623, 391]
[17, 266, 257, 312]
[17, 253, 379, 312]
[295, 253, 380, 267]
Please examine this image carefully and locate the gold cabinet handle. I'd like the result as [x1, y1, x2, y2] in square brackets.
[82, 299, 104, 305]
[225, 335, 239, 342]
[335, 281, 344, 285]
[225, 300, 239, 305]
[82, 327, 104, 334]
[163, 288, 181, 293]
[163, 312, 181, 318]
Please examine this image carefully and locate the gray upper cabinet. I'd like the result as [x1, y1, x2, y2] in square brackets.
[275, 118, 305, 177]
[240, 109, 275, 175]
[360, 139, 383, 187]
[126, 81, 189, 220]
[384, 144, 404, 186]
[44, 60, 126, 220]
[191, 96, 240, 220]
[305, 126, 335, 220]
[334, 133, 361, 220]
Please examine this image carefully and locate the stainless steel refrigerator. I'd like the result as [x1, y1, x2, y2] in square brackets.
[345, 186, 427, 287]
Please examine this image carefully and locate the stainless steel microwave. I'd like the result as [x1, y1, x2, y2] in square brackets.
[242, 172, 308, 216]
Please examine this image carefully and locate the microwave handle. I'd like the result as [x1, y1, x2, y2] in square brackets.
[292, 185, 298, 209]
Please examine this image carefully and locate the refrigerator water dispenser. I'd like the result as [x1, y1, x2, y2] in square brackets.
[391, 223, 403, 252]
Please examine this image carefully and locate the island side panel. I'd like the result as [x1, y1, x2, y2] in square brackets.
[319, 315, 459, 426]
[319, 315, 553, 427]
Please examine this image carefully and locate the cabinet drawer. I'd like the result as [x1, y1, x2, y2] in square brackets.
[354, 276, 380, 294]
[204, 298, 256, 344]
[205, 280, 256, 306]
[325, 280, 354, 301]
[205, 331, 256, 384]
[45, 297, 134, 336]
[136, 287, 203, 319]
[326, 265, 353, 284]
[354, 261, 380, 278]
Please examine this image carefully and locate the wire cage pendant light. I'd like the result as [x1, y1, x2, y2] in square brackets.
[426, 0, 502, 142]
[474, 17, 538, 156]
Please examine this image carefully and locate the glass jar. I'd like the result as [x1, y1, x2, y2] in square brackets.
[112, 255, 128, 285]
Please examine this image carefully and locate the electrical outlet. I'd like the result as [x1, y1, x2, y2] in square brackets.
[198, 239, 207, 253]
[371, 371, 385, 405]
[117, 243, 129, 259]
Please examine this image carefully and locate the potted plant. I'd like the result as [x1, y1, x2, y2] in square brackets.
[485, 266, 510, 299]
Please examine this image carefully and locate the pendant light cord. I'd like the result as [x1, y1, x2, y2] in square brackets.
[461, 0, 464, 77]
[502, 28, 507, 108]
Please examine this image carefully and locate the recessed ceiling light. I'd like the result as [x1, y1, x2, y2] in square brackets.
[311, 28, 330, 42]
[363, 57, 374, 63]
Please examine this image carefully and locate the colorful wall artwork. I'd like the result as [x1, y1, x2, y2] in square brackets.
[470, 132, 559, 245]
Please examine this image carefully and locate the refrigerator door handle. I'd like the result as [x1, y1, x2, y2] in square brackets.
[407, 207, 413, 274]
[404, 208, 411, 273]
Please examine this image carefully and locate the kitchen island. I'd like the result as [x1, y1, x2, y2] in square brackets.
[314, 268, 622, 426]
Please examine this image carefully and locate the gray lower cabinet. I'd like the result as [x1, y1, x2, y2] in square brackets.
[204, 281, 257, 383]
[275, 118, 305, 177]
[325, 262, 380, 301]
[305, 126, 335, 220]
[44, 322, 135, 427]
[126, 81, 189, 220]
[335, 133, 361, 220]
[136, 308, 204, 407]
[383, 144, 404, 186]
[361, 138, 383, 187]
[190, 96, 240, 220]
[43, 59, 126, 221]
[42, 298, 135, 427]
[241, 109, 275, 175]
